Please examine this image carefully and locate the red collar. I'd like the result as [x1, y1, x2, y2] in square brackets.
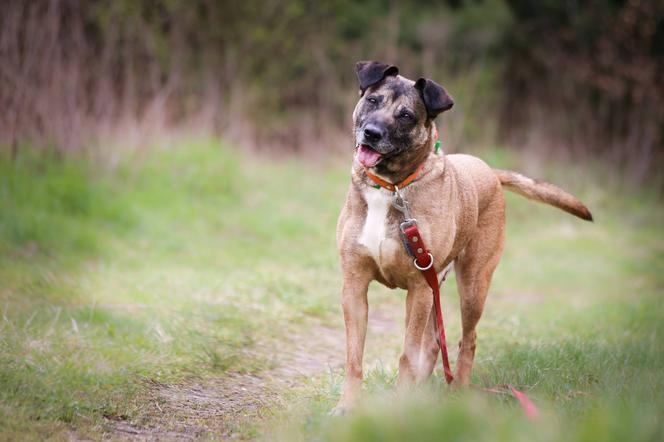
[364, 163, 424, 192]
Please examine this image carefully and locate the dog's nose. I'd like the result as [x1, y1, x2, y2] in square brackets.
[363, 124, 383, 143]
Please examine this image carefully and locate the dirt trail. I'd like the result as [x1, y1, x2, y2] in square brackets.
[103, 303, 402, 441]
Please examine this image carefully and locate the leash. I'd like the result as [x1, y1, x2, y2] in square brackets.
[379, 178, 540, 419]
[392, 187, 454, 383]
[483, 384, 539, 419]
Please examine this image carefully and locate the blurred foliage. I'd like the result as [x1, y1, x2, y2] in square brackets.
[1, 0, 662, 182]
[0, 0, 515, 152]
[500, 0, 664, 179]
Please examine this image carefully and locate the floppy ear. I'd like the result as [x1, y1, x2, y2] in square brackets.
[355, 61, 399, 96]
[415, 78, 454, 118]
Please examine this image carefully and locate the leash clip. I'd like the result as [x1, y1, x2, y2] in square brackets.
[393, 186, 421, 257]
[392, 186, 414, 222]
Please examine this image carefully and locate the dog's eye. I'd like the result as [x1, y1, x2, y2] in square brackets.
[399, 111, 414, 121]
[366, 96, 378, 105]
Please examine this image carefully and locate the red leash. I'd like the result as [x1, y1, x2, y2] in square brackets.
[392, 186, 539, 419]
[484, 385, 540, 420]
[402, 222, 455, 383]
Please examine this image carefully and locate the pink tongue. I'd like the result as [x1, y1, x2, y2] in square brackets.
[357, 145, 381, 167]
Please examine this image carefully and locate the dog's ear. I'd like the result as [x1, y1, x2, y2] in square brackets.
[355, 61, 399, 96]
[415, 78, 454, 118]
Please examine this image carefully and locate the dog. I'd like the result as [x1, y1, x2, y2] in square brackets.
[333, 61, 592, 414]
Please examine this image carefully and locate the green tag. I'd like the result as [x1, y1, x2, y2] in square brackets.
[434, 140, 442, 154]
[373, 184, 381, 189]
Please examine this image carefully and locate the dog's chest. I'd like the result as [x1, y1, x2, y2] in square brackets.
[358, 189, 400, 265]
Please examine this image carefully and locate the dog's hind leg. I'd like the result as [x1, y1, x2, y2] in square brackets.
[454, 194, 505, 386]
[332, 275, 371, 414]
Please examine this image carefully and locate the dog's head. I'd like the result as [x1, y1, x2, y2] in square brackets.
[352, 61, 453, 178]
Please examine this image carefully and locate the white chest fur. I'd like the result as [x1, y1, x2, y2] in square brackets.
[358, 189, 392, 262]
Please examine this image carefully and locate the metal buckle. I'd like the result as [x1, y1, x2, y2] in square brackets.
[393, 185, 419, 233]
[392, 186, 412, 220]
[399, 219, 418, 234]
[393, 185, 432, 270]
[413, 253, 434, 270]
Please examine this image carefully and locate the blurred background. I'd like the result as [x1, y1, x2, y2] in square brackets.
[1, 1, 663, 440]
[2, 0, 662, 183]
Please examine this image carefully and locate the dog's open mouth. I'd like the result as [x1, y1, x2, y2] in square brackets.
[356, 144, 382, 167]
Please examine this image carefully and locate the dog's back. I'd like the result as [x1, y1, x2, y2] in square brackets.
[446, 154, 592, 222]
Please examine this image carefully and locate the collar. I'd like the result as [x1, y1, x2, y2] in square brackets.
[365, 162, 425, 192]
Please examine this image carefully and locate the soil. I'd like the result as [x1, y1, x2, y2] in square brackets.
[102, 303, 402, 441]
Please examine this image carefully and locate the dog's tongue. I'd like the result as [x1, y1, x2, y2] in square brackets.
[357, 145, 381, 167]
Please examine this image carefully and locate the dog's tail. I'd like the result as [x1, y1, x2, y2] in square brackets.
[494, 169, 593, 221]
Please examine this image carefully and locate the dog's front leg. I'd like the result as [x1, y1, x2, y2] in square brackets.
[397, 281, 439, 388]
[332, 276, 370, 415]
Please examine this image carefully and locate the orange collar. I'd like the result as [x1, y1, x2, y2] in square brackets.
[365, 163, 424, 192]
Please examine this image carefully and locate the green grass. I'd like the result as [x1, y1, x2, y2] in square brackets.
[0, 139, 662, 440]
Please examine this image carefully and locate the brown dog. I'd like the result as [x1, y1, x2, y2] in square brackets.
[333, 61, 592, 414]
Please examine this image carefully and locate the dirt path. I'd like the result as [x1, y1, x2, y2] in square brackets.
[102, 303, 402, 440]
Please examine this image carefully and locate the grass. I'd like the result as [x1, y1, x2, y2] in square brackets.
[0, 139, 662, 440]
